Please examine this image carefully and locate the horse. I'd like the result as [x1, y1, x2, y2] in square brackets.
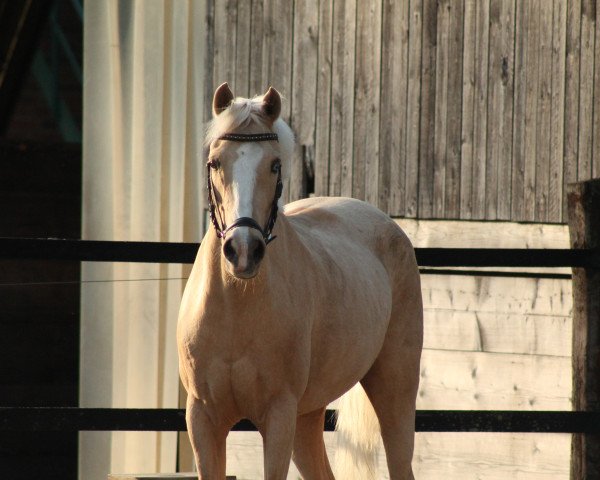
[177, 83, 423, 480]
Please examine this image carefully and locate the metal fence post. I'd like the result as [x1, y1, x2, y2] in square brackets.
[568, 178, 600, 479]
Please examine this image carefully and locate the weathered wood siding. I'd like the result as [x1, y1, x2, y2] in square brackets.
[404, 219, 572, 478]
[204, 0, 600, 223]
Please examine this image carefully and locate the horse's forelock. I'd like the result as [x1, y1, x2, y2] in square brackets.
[204, 96, 267, 148]
[204, 96, 295, 182]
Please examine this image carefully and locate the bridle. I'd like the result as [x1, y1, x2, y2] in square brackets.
[207, 132, 283, 245]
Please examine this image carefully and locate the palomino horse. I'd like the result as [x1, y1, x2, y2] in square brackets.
[177, 83, 423, 479]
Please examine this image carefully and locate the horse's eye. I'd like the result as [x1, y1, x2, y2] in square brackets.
[208, 158, 220, 170]
[271, 159, 281, 174]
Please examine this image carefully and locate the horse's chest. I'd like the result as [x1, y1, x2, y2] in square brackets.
[183, 312, 309, 413]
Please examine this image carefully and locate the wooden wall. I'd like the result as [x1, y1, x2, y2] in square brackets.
[400, 219, 572, 478]
[203, 0, 600, 224]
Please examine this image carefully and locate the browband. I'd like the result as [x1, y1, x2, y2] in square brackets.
[219, 133, 279, 142]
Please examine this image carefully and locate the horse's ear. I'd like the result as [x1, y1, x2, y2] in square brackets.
[262, 87, 281, 122]
[213, 82, 234, 117]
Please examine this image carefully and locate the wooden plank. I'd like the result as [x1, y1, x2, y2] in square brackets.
[314, 0, 333, 197]
[418, 0, 438, 218]
[485, 0, 500, 220]
[496, 0, 515, 221]
[290, 0, 319, 201]
[562, 0, 582, 221]
[378, 0, 394, 212]
[486, 0, 515, 220]
[420, 274, 573, 317]
[379, 0, 409, 214]
[261, 0, 293, 119]
[511, 0, 528, 221]
[341, 432, 569, 478]
[230, 431, 569, 479]
[227, 431, 571, 479]
[472, 0, 490, 220]
[261, 0, 293, 202]
[248, 0, 264, 95]
[549, 0, 567, 223]
[594, 3, 600, 179]
[534, 2, 553, 223]
[423, 309, 571, 357]
[329, 0, 356, 198]
[444, 0, 464, 219]
[460, 0, 476, 219]
[202, 0, 216, 123]
[417, 349, 571, 410]
[577, 0, 596, 181]
[352, 0, 382, 204]
[412, 433, 570, 479]
[234, 0, 251, 97]
[212, 0, 237, 89]
[396, 216, 572, 275]
[404, 0, 423, 218]
[433, 0, 450, 218]
[523, 0, 541, 222]
[395, 218, 570, 249]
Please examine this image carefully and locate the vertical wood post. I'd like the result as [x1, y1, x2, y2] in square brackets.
[567, 178, 600, 480]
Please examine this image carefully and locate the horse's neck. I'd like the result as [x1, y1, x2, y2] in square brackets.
[195, 214, 317, 330]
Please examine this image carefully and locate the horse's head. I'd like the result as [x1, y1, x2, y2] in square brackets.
[205, 83, 293, 279]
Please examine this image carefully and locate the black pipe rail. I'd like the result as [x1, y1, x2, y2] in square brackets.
[2, 408, 599, 433]
[1, 236, 599, 434]
[1, 237, 599, 267]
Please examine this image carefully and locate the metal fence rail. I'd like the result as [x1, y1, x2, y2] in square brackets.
[2, 236, 599, 434]
[1, 236, 599, 267]
[2, 407, 600, 434]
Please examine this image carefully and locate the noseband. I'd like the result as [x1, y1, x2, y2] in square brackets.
[207, 132, 283, 245]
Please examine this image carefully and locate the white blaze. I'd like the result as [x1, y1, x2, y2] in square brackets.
[231, 143, 264, 220]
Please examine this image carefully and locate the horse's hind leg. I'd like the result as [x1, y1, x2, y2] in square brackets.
[361, 276, 423, 480]
[292, 407, 335, 480]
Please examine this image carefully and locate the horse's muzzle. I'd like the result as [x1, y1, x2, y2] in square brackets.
[222, 228, 266, 279]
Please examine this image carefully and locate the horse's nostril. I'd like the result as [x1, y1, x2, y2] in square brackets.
[223, 238, 237, 263]
[252, 238, 266, 263]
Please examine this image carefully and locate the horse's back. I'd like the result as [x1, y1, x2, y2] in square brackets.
[284, 196, 390, 227]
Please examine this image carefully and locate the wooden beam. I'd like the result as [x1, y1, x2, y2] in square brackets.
[567, 178, 600, 480]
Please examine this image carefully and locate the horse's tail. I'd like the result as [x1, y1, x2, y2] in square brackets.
[334, 383, 380, 479]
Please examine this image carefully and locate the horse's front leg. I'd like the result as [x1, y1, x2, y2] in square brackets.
[186, 394, 229, 479]
[260, 396, 298, 480]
